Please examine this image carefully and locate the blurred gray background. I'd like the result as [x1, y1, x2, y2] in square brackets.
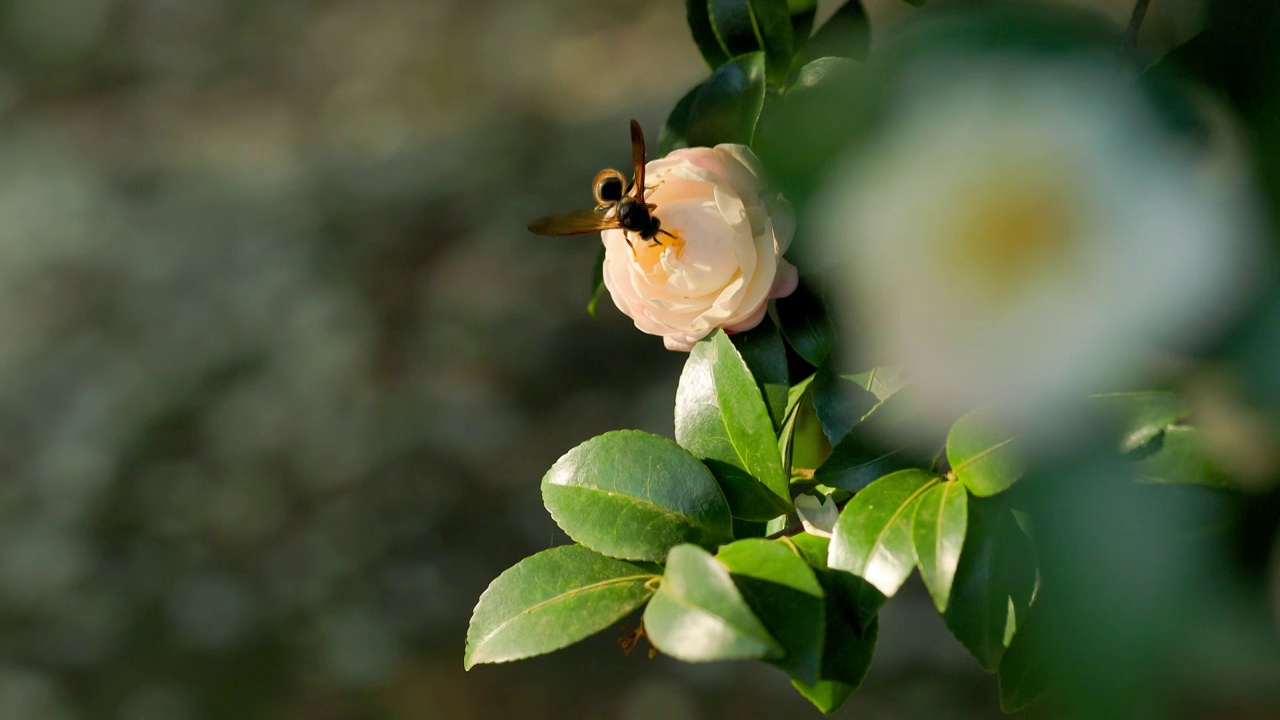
[0, 0, 1217, 718]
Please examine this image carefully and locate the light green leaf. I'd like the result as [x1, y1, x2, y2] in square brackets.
[586, 243, 606, 317]
[1090, 391, 1188, 453]
[911, 482, 969, 613]
[947, 407, 1024, 497]
[1132, 426, 1230, 488]
[542, 431, 733, 561]
[718, 539, 826, 684]
[677, 330, 789, 519]
[644, 544, 784, 662]
[464, 545, 659, 668]
[829, 469, 939, 597]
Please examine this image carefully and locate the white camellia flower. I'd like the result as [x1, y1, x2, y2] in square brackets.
[816, 53, 1264, 441]
[602, 144, 798, 352]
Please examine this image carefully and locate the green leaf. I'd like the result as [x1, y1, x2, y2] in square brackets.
[708, 0, 795, 86]
[788, 532, 830, 569]
[686, 0, 732, 70]
[677, 330, 789, 519]
[644, 544, 784, 662]
[802, 0, 869, 62]
[586, 244, 606, 317]
[657, 81, 700, 156]
[812, 363, 905, 445]
[999, 599, 1052, 713]
[780, 375, 832, 475]
[911, 482, 969, 613]
[774, 277, 835, 367]
[829, 469, 939, 597]
[731, 315, 789, 432]
[791, 617, 878, 713]
[464, 545, 659, 669]
[687, 52, 768, 148]
[792, 56, 857, 91]
[1132, 426, 1229, 488]
[943, 498, 1038, 671]
[1090, 391, 1189, 453]
[787, 0, 818, 43]
[813, 433, 917, 494]
[718, 539, 826, 684]
[947, 407, 1024, 497]
[542, 430, 733, 561]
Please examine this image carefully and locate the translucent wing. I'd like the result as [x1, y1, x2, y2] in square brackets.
[630, 119, 647, 202]
[527, 207, 618, 236]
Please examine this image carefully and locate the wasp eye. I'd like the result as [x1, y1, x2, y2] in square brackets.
[597, 176, 624, 203]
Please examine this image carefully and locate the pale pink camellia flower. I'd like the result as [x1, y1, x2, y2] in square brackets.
[601, 144, 798, 352]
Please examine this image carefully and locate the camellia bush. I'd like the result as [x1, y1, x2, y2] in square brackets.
[467, 1, 1280, 716]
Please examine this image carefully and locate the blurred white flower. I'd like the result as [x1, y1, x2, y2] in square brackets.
[816, 53, 1264, 441]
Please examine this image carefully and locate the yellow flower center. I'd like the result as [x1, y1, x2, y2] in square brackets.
[948, 175, 1077, 306]
[630, 228, 686, 282]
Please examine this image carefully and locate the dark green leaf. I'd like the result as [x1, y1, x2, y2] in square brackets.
[657, 82, 701, 156]
[586, 244, 606, 317]
[802, 0, 869, 62]
[947, 407, 1024, 497]
[787, 0, 818, 43]
[731, 315, 789, 432]
[542, 430, 733, 561]
[464, 545, 659, 668]
[912, 482, 968, 613]
[1090, 391, 1188, 453]
[708, 0, 795, 86]
[718, 539, 826, 684]
[999, 599, 1052, 713]
[1132, 426, 1229, 488]
[774, 277, 835, 367]
[791, 619, 878, 714]
[943, 498, 1038, 671]
[677, 330, 789, 519]
[829, 469, 939, 597]
[644, 544, 784, 661]
[686, 0, 732, 70]
[687, 52, 768, 147]
[812, 363, 905, 445]
[813, 433, 917, 494]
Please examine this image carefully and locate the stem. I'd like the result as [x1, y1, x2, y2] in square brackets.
[1122, 0, 1152, 54]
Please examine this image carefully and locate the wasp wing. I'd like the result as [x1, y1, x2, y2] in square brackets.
[630, 119, 647, 202]
[527, 207, 618, 236]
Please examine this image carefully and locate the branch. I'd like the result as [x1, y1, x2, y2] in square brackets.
[1122, 0, 1153, 55]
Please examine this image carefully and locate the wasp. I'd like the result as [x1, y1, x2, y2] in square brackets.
[527, 120, 676, 249]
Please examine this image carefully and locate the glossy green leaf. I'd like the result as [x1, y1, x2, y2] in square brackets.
[947, 407, 1024, 497]
[542, 431, 732, 561]
[829, 469, 939, 597]
[708, 0, 795, 86]
[943, 498, 1038, 671]
[658, 82, 700, 156]
[792, 618, 878, 713]
[644, 544, 784, 662]
[685, 0, 732, 70]
[812, 363, 905, 445]
[1132, 426, 1229, 488]
[780, 375, 832, 476]
[775, 277, 835, 367]
[802, 0, 869, 62]
[999, 599, 1052, 713]
[718, 539, 825, 684]
[677, 330, 789, 519]
[787, 0, 818, 42]
[731, 315, 789, 432]
[687, 52, 768, 147]
[586, 244, 606, 317]
[788, 532, 830, 569]
[1090, 391, 1189, 453]
[813, 433, 917, 494]
[911, 482, 969, 613]
[464, 545, 659, 669]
